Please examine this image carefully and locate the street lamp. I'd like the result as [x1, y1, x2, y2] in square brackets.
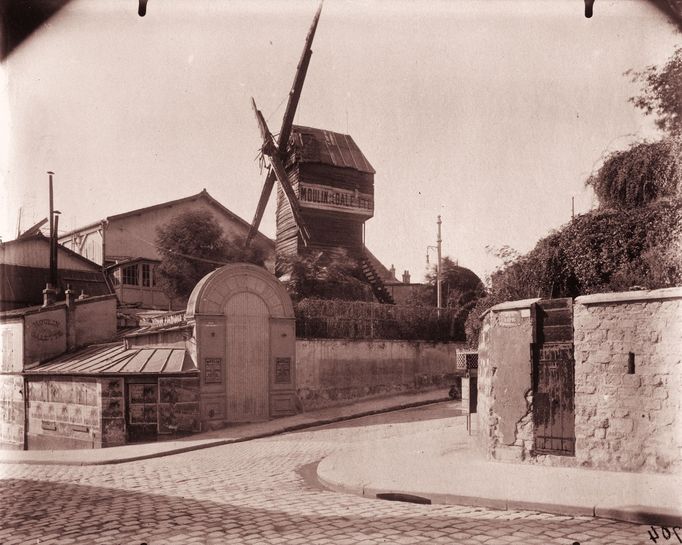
[426, 215, 443, 309]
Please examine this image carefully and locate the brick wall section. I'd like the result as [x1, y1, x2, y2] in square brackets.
[573, 290, 682, 473]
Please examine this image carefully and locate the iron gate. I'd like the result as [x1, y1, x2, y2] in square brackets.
[531, 298, 575, 456]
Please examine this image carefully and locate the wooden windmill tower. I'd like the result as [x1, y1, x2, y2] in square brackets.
[245, 5, 394, 304]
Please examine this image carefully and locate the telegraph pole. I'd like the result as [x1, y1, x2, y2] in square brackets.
[426, 215, 443, 310]
[48, 171, 56, 287]
[436, 215, 442, 309]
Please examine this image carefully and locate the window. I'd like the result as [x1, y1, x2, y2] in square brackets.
[122, 265, 139, 286]
[142, 263, 152, 287]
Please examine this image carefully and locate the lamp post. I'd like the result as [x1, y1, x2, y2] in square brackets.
[426, 215, 443, 309]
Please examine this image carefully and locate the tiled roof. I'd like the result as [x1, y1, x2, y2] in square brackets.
[27, 343, 198, 376]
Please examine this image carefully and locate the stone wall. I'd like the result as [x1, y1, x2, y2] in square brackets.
[478, 288, 682, 474]
[572, 289, 682, 473]
[477, 299, 537, 462]
[296, 339, 464, 410]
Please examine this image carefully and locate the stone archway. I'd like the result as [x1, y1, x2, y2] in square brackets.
[186, 264, 297, 426]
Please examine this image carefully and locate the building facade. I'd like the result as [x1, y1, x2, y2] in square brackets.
[58, 189, 276, 310]
[0, 233, 111, 311]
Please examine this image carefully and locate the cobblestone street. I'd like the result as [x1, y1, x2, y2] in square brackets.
[1, 407, 652, 545]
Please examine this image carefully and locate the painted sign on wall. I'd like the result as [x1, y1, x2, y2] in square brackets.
[25, 309, 67, 364]
[299, 182, 374, 217]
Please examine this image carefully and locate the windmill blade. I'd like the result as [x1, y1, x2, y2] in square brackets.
[251, 98, 311, 247]
[277, 2, 323, 151]
[245, 169, 276, 247]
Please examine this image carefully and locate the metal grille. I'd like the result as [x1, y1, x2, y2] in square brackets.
[456, 350, 478, 370]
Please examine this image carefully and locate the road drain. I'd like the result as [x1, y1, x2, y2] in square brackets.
[376, 492, 432, 505]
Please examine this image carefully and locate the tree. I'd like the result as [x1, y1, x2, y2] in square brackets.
[279, 249, 371, 302]
[627, 46, 682, 137]
[407, 256, 484, 343]
[155, 211, 265, 300]
[585, 138, 682, 209]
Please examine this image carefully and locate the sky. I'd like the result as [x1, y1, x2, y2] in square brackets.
[1, 0, 680, 283]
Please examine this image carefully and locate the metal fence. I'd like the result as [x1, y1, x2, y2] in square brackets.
[295, 298, 464, 342]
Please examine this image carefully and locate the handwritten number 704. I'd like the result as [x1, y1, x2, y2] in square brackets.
[649, 526, 682, 543]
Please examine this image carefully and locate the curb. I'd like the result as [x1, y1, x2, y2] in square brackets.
[317, 459, 682, 527]
[0, 396, 450, 467]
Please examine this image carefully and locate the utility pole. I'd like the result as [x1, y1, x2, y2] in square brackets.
[426, 215, 443, 310]
[436, 215, 442, 310]
[48, 171, 55, 287]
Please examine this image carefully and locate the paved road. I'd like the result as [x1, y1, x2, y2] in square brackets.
[1, 403, 652, 544]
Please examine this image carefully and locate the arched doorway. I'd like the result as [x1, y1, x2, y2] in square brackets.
[225, 292, 269, 421]
[186, 264, 297, 427]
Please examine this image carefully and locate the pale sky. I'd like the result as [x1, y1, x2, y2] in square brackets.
[1, 0, 680, 282]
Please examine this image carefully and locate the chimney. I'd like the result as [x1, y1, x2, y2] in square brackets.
[389, 264, 396, 279]
[42, 283, 57, 307]
[402, 270, 411, 284]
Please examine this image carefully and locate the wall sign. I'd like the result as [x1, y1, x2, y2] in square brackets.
[274, 357, 292, 384]
[30, 319, 64, 341]
[299, 182, 374, 217]
[497, 311, 521, 327]
[204, 358, 223, 384]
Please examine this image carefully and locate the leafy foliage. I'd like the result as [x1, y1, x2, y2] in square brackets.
[464, 199, 682, 346]
[407, 256, 485, 342]
[586, 138, 682, 209]
[627, 46, 682, 136]
[155, 210, 265, 300]
[279, 249, 372, 302]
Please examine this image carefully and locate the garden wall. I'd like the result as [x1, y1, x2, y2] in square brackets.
[478, 288, 682, 474]
[572, 289, 682, 473]
[295, 339, 464, 410]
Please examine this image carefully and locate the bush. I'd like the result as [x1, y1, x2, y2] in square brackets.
[295, 298, 464, 342]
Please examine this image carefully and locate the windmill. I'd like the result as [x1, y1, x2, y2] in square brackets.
[246, 4, 395, 304]
[245, 4, 321, 250]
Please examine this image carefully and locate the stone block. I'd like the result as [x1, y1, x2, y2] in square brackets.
[644, 398, 662, 411]
[611, 417, 634, 433]
[621, 374, 641, 388]
[576, 383, 596, 394]
[594, 428, 606, 439]
[612, 407, 629, 418]
[652, 387, 669, 400]
[593, 351, 611, 364]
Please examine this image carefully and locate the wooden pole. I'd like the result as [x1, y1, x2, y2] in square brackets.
[48, 171, 55, 287]
[436, 215, 442, 310]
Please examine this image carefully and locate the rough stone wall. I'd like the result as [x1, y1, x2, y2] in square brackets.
[573, 291, 682, 473]
[296, 339, 464, 410]
[476, 301, 536, 462]
[478, 289, 682, 474]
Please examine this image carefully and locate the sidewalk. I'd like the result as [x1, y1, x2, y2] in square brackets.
[0, 389, 449, 466]
[316, 413, 682, 527]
